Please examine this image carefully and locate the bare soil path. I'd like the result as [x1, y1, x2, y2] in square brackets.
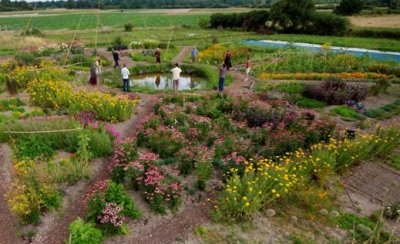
[172, 46, 192, 64]
[0, 144, 23, 244]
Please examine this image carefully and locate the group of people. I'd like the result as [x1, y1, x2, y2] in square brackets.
[91, 47, 252, 94]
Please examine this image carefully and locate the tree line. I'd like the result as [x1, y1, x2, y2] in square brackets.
[0, 0, 399, 11]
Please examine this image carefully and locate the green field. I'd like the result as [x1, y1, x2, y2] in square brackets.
[0, 9, 400, 55]
[0, 11, 207, 30]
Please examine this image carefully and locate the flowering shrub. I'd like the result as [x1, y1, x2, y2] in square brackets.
[258, 72, 391, 81]
[36, 42, 84, 57]
[27, 78, 137, 122]
[198, 44, 249, 64]
[137, 125, 185, 158]
[87, 181, 141, 234]
[120, 153, 183, 214]
[1, 60, 71, 92]
[7, 161, 62, 224]
[214, 128, 400, 222]
[97, 202, 125, 228]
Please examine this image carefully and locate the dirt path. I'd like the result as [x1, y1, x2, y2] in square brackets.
[225, 69, 255, 96]
[172, 46, 192, 64]
[0, 144, 23, 244]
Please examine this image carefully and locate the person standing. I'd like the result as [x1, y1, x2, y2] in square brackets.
[191, 47, 198, 63]
[224, 50, 232, 71]
[218, 63, 228, 94]
[121, 64, 130, 92]
[155, 48, 161, 64]
[95, 58, 101, 74]
[113, 51, 120, 69]
[89, 63, 97, 85]
[95, 58, 102, 84]
[171, 63, 182, 93]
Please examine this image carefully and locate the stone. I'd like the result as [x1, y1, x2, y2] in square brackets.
[331, 211, 340, 217]
[319, 209, 329, 216]
[266, 209, 276, 217]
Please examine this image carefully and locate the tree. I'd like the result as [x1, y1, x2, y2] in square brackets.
[334, 0, 363, 15]
[270, 0, 315, 33]
[66, 0, 75, 9]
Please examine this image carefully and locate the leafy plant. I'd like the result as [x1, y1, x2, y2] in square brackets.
[331, 106, 364, 120]
[69, 218, 103, 244]
[15, 135, 55, 160]
[124, 22, 134, 32]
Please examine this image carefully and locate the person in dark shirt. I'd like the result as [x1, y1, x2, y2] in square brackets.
[113, 50, 120, 69]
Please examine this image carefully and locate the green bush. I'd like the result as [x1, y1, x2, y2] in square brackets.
[307, 12, 350, 36]
[124, 22, 134, 32]
[353, 28, 400, 40]
[69, 218, 103, 244]
[1, 119, 81, 151]
[331, 106, 364, 120]
[275, 82, 306, 94]
[15, 52, 35, 66]
[21, 27, 43, 37]
[88, 129, 113, 158]
[334, 0, 363, 15]
[0, 97, 24, 112]
[295, 97, 326, 108]
[15, 135, 55, 160]
[365, 108, 386, 118]
[69, 54, 92, 67]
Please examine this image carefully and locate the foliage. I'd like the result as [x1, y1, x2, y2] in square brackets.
[331, 106, 365, 120]
[275, 82, 306, 94]
[303, 78, 368, 105]
[1, 60, 71, 92]
[21, 27, 43, 37]
[45, 157, 91, 185]
[369, 79, 391, 96]
[307, 12, 349, 36]
[87, 181, 141, 234]
[258, 72, 391, 81]
[270, 0, 315, 33]
[124, 22, 134, 32]
[69, 54, 93, 67]
[198, 44, 249, 65]
[334, 0, 363, 15]
[15, 52, 35, 66]
[36, 42, 84, 57]
[27, 78, 137, 122]
[209, 10, 270, 31]
[1, 119, 81, 150]
[294, 97, 326, 109]
[69, 218, 103, 244]
[353, 28, 400, 40]
[0, 97, 24, 112]
[15, 135, 55, 160]
[214, 128, 400, 222]
[87, 129, 113, 158]
[8, 162, 62, 224]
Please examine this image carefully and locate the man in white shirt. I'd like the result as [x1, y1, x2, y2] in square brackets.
[171, 63, 182, 92]
[121, 64, 130, 92]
